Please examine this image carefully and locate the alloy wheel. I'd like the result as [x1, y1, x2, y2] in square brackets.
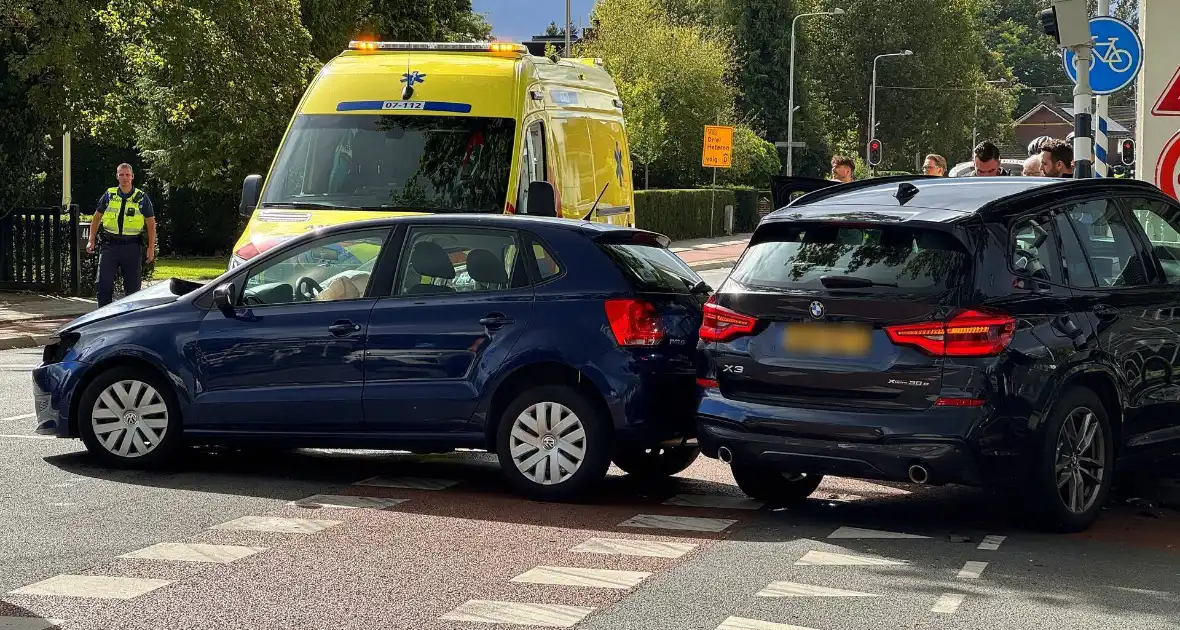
[509, 401, 586, 485]
[91, 380, 170, 458]
[1054, 406, 1106, 514]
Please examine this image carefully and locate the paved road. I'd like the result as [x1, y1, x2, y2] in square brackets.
[2, 322, 1179, 629]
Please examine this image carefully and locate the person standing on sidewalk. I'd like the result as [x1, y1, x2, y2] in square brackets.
[86, 163, 157, 307]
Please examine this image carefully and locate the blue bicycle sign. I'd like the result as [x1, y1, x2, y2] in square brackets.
[1063, 16, 1143, 95]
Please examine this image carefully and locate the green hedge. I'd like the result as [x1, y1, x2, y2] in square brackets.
[634, 188, 771, 241]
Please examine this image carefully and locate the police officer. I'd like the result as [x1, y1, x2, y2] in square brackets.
[86, 163, 157, 306]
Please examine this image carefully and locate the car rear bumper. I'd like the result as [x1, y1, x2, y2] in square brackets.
[698, 416, 981, 485]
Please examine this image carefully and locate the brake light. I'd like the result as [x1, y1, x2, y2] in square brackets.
[885, 309, 1015, 357]
[700, 297, 758, 343]
[935, 397, 985, 407]
[697, 378, 719, 389]
[605, 298, 664, 346]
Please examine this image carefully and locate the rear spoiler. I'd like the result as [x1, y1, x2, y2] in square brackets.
[770, 176, 840, 212]
[587, 227, 671, 249]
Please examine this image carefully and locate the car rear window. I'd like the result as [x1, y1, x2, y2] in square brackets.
[600, 243, 702, 293]
[731, 223, 967, 293]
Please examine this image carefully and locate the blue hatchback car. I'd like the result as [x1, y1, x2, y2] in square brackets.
[32, 215, 709, 501]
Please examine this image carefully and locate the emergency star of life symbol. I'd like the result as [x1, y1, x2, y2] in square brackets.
[401, 71, 427, 86]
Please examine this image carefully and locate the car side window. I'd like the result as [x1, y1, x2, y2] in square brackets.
[1052, 212, 1097, 288]
[242, 230, 389, 306]
[1124, 197, 1180, 285]
[397, 227, 526, 296]
[516, 121, 547, 215]
[1010, 214, 1065, 286]
[1061, 199, 1152, 287]
[528, 237, 562, 281]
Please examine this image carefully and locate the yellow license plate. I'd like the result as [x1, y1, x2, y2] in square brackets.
[783, 322, 872, 357]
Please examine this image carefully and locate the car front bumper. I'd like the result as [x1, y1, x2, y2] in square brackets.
[32, 361, 86, 437]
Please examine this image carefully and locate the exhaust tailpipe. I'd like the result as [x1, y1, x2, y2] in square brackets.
[908, 463, 929, 484]
[717, 446, 733, 464]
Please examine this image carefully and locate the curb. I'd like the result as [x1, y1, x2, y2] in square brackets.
[686, 258, 738, 272]
[0, 333, 56, 352]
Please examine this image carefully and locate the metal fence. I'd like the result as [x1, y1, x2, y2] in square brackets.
[0, 205, 82, 295]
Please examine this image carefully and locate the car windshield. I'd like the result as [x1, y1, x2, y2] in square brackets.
[260, 114, 516, 212]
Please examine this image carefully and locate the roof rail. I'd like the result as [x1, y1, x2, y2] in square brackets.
[788, 174, 941, 207]
[347, 41, 527, 55]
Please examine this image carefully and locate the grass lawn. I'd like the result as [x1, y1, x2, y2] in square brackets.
[153, 256, 228, 282]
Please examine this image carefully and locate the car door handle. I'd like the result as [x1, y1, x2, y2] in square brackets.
[479, 314, 515, 329]
[328, 321, 361, 336]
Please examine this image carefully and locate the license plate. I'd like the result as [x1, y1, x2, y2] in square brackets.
[783, 322, 872, 357]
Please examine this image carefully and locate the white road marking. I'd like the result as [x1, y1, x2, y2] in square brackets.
[931, 593, 966, 614]
[977, 535, 1007, 551]
[828, 526, 929, 539]
[662, 494, 764, 510]
[957, 561, 988, 579]
[119, 542, 267, 563]
[570, 537, 697, 558]
[795, 550, 907, 566]
[0, 434, 54, 440]
[9, 575, 171, 599]
[209, 515, 341, 534]
[617, 514, 736, 532]
[292, 494, 408, 510]
[757, 581, 881, 598]
[0, 413, 34, 422]
[440, 600, 595, 627]
[353, 476, 458, 490]
[715, 617, 821, 630]
[511, 565, 651, 589]
[0, 617, 64, 630]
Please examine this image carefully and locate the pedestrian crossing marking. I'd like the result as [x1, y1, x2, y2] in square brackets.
[118, 542, 266, 563]
[441, 600, 595, 627]
[931, 593, 966, 614]
[511, 565, 651, 589]
[8, 575, 171, 600]
[715, 617, 822, 630]
[292, 494, 408, 510]
[827, 526, 929, 539]
[795, 550, 908, 566]
[977, 535, 1006, 550]
[353, 476, 458, 490]
[662, 494, 764, 510]
[757, 580, 881, 597]
[618, 514, 736, 532]
[0, 618, 64, 630]
[957, 561, 988, 579]
[570, 537, 697, 558]
[209, 515, 341, 534]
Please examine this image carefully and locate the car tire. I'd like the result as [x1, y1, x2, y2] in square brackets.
[730, 460, 823, 505]
[77, 365, 183, 468]
[496, 385, 612, 502]
[1025, 386, 1115, 533]
[612, 445, 700, 479]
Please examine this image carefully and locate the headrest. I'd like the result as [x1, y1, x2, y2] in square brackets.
[466, 249, 508, 285]
[410, 241, 456, 279]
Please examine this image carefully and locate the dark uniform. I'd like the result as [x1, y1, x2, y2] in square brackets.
[94, 186, 154, 307]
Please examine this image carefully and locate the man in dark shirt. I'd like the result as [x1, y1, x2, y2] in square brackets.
[972, 141, 1010, 176]
[86, 163, 157, 306]
[1040, 139, 1075, 178]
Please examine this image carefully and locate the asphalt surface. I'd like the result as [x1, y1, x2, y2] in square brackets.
[2, 295, 1179, 630]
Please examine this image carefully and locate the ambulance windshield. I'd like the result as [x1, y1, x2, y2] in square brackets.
[260, 114, 516, 213]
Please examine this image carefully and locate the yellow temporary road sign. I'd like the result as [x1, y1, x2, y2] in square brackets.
[702, 125, 734, 168]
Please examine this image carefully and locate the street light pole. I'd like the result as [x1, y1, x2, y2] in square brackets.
[786, 7, 844, 177]
[868, 50, 912, 166]
[565, 0, 571, 57]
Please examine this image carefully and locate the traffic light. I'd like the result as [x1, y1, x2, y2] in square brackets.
[1038, 0, 1091, 48]
[1120, 138, 1135, 165]
[868, 138, 883, 167]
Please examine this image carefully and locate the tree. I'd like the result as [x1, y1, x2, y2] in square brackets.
[544, 21, 579, 38]
[583, 0, 738, 187]
[725, 126, 780, 188]
[618, 78, 669, 189]
[301, 0, 493, 62]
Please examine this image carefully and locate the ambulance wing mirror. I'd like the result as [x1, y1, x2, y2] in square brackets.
[240, 175, 263, 218]
[526, 181, 557, 218]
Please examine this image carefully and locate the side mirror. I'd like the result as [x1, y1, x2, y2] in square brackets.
[526, 181, 557, 218]
[213, 282, 237, 317]
[239, 175, 263, 218]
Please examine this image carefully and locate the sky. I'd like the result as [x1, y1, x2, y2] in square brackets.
[472, 0, 597, 44]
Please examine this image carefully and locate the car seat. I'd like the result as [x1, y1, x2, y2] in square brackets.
[466, 248, 509, 291]
[405, 241, 457, 295]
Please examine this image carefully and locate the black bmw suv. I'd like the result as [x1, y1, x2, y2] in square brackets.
[696, 175, 1180, 532]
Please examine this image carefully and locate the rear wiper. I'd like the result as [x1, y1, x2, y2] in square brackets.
[820, 275, 898, 288]
[260, 201, 355, 209]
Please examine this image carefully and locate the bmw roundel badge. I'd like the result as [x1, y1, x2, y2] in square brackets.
[808, 300, 825, 320]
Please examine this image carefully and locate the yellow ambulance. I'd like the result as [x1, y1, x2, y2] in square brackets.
[229, 41, 635, 268]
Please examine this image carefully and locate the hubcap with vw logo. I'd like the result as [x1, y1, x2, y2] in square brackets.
[90, 379, 169, 459]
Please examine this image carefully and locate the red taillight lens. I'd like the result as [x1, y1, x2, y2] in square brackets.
[696, 377, 719, 389]
[935, 397, 986, 407]
[885, 309, 1015, 357]
[699, 298, 758, 343]
[605, 298, 664, 346]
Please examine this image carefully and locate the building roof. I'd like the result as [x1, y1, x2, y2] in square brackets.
[1013, 101, 1136, 135]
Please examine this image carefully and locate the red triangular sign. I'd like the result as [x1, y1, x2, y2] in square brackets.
[1153, 66, 1180, 116]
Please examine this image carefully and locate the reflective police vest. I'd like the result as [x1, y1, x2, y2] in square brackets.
[101, 187, 146, 237]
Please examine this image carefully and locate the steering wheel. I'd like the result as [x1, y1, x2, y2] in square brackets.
[295, 276, 323, 301]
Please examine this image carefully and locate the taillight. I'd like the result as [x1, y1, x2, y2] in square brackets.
[699, 297, 758, 343]
[696, 378, 719, 389]
[885, 309, 1015, 357]
[604, 298, 664, 346]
